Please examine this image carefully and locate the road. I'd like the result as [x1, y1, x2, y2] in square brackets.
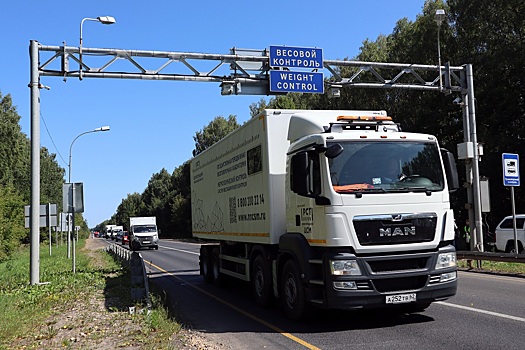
[127, 239, 525, 350]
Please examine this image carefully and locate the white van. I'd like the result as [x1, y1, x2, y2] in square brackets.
[495, 215, 525, 253]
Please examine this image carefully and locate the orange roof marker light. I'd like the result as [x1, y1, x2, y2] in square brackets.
[337, 115, 393, 122]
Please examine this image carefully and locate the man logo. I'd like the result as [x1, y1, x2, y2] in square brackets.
[379, 226, 416, 237]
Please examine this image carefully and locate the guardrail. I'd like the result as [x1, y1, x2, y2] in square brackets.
[105, 243, 151, 309]
[105, 243, 132, 263]
[456, 250, 525, 263]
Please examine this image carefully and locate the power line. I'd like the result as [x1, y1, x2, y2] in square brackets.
[40, 112, 68, 167]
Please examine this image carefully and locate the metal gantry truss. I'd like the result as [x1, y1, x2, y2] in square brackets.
[37, 43, 466, 93]
[28, 41, 483, 285]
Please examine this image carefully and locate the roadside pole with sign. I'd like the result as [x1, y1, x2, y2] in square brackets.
[502, 153, 520, 253]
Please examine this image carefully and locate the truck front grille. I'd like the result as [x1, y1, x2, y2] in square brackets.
[353, 213, 437, 245]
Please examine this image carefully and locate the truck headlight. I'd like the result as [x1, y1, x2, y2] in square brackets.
[435, 252, 457, 270]
[330, 260, 362, 276]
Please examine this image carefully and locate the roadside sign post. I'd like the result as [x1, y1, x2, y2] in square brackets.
[502, 153, 520, 253]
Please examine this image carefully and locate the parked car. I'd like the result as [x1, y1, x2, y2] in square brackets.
[495, 215, 525, 254]
[122, 231, 129, 246]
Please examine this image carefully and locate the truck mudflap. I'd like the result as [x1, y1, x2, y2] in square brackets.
[313, 247, 458, 310]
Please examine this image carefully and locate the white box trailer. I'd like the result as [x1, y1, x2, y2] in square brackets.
[191, 109, 460, 319]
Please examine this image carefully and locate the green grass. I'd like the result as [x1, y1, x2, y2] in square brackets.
[0, 240, 104, 343]
[0, 240, 182, 349]
[458, 259, 525, 274]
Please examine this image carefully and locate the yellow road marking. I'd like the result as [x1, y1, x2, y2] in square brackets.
[145, 260, 321, 350]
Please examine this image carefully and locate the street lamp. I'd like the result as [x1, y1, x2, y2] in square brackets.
[67, 125, 110, 271]
[79, 16, 116, 80]
[69, 125, 110, 182]
[435, 9, 446, 91]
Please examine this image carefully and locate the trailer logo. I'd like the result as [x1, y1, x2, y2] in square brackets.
[379, 226, 416, 237]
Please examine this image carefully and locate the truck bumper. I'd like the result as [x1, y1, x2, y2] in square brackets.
[312, 246, 458, 310]
[131, 237, 158, 250]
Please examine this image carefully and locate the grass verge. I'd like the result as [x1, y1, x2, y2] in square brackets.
[0, 239, 183, 349]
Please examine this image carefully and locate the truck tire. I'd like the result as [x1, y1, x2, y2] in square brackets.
[281, 259, 309, 320]
[252, 255, 272, 307]
[211, 247, 224, 286]
[201, 246, 213, 283]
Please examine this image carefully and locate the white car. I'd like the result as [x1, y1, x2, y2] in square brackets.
[495, 215, 525, 253]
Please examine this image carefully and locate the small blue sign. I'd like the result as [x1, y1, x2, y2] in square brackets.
[502, 153, 520, 186]
[269, 46, 323, 69]
[269, 71, 324, 93]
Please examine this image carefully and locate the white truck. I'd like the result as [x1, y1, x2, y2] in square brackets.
[110, 225, 124, 240]
[104, 224, 116, 239]
[190, 109, 459, 319]
[129, 217, 159, 250]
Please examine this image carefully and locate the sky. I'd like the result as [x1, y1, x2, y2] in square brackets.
[0, 0, 427, 228]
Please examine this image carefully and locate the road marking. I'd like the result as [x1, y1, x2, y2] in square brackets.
[158, 245, 199, 255]
[437, 301, 525, 323]
[145, 261, 321, 350]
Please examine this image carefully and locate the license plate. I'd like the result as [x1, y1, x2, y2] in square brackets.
[386, 293, 417, 304]
[143, 241, 150, 244]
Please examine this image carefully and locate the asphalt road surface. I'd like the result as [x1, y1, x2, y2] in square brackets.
[125, 238, 525, 350]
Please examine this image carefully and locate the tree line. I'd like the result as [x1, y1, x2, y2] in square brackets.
[0, 92, 90, 261]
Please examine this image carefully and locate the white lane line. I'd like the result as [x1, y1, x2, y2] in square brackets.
[437, 301, 525, 323]
[158, 245, 199, 255]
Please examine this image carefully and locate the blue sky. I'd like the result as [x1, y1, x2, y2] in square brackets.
[1, 0, 427, 227]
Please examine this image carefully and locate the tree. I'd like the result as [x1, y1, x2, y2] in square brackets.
[0, 186, 26, 261]
[192, 115, 240, 156]
[169, 162, 192, 237]
[114, 192, 143, 229]
[141, 168, 173, 235]
[0, 92, 30, 199]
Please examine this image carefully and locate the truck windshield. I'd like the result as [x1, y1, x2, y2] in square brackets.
[328, 140, 445, 193]
[133, 225, 156, 233]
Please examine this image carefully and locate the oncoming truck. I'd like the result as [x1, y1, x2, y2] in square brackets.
[190, 109, 459, 319]
[129, 217, 159, 250]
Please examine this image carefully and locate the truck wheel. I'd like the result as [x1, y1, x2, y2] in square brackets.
[201, 246, 213, 283]
[252, 255, 272, 307]
[281, 259, 309, 320]
[211, 247, 224, 286]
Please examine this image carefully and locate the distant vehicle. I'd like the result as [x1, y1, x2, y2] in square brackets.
[129, 217, 159, 250]
[495, 215, 525, 253]
[115, 230, 124, 241]
[122, 231, 129, 246]
[110, 225, 124, 240]
[104, 224, 117, 239]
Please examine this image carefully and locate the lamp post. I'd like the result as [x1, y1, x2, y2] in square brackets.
[434, 9, 446, 91]
[67, 126, 110, 272]
[79, 16, 116, 80]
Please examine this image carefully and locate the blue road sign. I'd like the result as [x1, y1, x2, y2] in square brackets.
[269, 71, 324, 93]
[269, 46, 323, 68]
[502, 153, 520, 186]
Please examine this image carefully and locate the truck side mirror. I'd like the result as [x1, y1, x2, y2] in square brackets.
[291, 152, 309, 195]
[325, 143, 343, 159]
[441, 148, 460, 192]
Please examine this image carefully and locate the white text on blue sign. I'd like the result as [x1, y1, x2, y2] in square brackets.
[269, 46, 323, 68]
[269, 71, 324, 93]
